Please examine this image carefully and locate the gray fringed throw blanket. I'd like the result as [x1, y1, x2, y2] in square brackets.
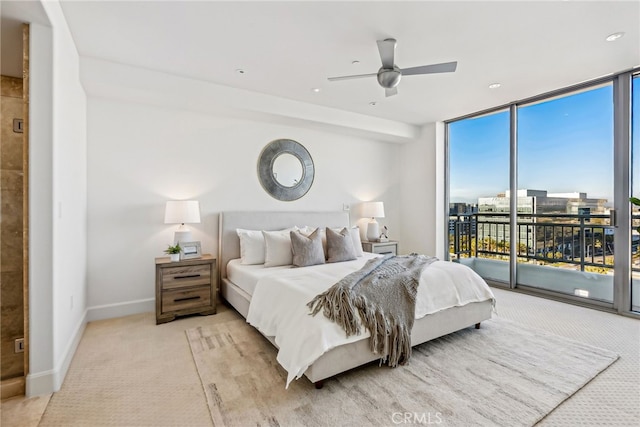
[307, 254, 437, 367]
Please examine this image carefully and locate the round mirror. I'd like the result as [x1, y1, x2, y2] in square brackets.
[272, 153, 303, 187]
[258, 139, 314, 201]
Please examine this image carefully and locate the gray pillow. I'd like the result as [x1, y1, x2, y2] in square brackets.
[290, 228, 326, 267]
[326, 227, 357, 263]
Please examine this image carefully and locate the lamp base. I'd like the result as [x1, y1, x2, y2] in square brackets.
[366, 220, 379, 242]
[174, 230, 193, 244]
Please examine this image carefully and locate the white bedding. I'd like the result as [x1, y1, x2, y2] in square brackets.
[245, 255, 495, 387]
[227, 258, 292, 296]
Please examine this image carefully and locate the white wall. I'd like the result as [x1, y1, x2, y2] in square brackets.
[86, 83, 402, 318]
[399, 122, 445, 258]
[27, 21, 55, 396]
[27, 0, 88, 396]
[45, 0, 88, 391]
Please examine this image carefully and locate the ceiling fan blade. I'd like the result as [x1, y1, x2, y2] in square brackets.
[377, 38, 397, 69]
[328, 72, 377, 82]
[385, 87, 398, 97]
[401, 61, 458, 76]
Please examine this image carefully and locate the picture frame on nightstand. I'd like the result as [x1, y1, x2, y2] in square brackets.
[179, 241, 202, 260]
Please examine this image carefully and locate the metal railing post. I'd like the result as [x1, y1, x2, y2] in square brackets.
[580, 216, 586, 272]
[453, 216, 459, 256]
[474, 214, 479, 258]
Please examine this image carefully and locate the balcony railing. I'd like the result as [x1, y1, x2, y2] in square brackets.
[448, 212, 638, 272]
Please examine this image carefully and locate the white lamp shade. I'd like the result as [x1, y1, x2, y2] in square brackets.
[361, 201, 385, 219]
[164, 200, 201, 224]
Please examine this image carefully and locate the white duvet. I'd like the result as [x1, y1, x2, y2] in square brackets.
[246, 254, 495, 387]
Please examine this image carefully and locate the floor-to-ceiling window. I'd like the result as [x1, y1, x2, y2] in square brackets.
[517, 85, 614, 303]
[632, 74, 640, 312]
[448, 110, 510, 283]
[447, 70, 638, 315]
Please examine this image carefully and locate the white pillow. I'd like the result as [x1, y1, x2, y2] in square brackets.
[236, 229, 266, 265]
[263, 229, 296, 267]
[350, 226, 364, 257]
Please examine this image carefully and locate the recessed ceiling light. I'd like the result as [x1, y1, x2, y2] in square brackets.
[311, 88, 321, 93]
[488, 83, 501, 89]
[605, 32, 624, 42]
[352, 60, 360, 65]
[369, 101, 377, 106]
[235, 68, 245, 74]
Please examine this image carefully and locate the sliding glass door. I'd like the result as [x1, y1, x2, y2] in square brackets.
[516, 84, 614, 303]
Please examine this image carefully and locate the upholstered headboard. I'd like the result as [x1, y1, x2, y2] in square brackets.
[218, 211, 350, 279]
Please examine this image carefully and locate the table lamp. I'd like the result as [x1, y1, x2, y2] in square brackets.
[361, 201, 385, 242]
[164, 200, 201, 244]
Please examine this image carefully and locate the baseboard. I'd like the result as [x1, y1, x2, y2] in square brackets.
[55, 309, 88, 391]
[26, 310, 88, 397]
[26, 369, 55, 397]
[86, 298, 154, 322]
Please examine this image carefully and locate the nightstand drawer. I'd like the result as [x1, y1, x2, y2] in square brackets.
[362, 240, 399, 256]
[162, 286, 211, 313]
[161, 263, 211, 290]
[373, 244, 397, 255]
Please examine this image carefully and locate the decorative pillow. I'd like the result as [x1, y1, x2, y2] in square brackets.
[236, 228, 266, 265]
[350, 226, 364, 257]
[301, 226, 337, 259]
[263, 229, 295, 267]
[290, 228, 326, 267]
[301, 225, 364, 258]
[326, 227, 357, 263]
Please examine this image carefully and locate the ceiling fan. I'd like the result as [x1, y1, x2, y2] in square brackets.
[328, 38, 457, 97]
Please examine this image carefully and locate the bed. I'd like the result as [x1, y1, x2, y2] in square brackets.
[219, 211, 495, 388]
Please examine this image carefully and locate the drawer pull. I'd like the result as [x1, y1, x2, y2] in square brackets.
[174, 296, 201, 303]
[175, 274, 201, 279]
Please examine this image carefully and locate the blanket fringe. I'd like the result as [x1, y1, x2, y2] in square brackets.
[308, 254, 436, 369]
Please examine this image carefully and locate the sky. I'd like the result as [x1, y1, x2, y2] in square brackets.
[449, 78, 640, 205]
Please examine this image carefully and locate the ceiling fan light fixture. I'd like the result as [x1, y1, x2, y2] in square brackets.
[327, 38, 457, 97]
[377, 68, 402, 88]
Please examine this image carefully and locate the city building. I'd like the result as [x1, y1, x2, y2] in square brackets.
[476, 189, 608, 250]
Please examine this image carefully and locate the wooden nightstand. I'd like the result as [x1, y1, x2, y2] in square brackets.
[362, 240, 399, 255]
[155, 254, 217, 324]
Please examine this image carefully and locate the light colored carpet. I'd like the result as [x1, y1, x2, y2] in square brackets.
[33, 289, 638, 426]
[186, 314, 618, 427]
[38, 311, 216, 426]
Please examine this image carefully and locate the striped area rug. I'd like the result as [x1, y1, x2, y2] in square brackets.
[186, 313, 618, 427]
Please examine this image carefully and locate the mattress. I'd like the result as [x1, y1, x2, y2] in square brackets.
[226, 253, 380, 296]
[226, 259, 292, 296]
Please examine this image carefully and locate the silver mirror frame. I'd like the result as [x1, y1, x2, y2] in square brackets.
[258, 139, 315, 201]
